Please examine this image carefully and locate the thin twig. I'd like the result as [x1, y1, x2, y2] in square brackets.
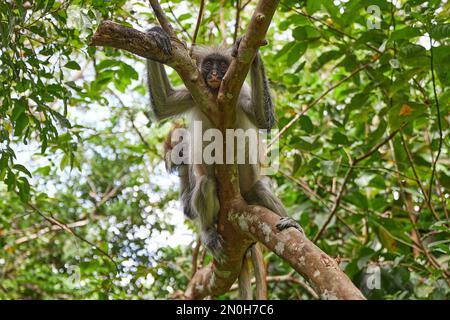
[427, 36, 443, 206]
[233, 0, 241, 43]
[241, 0, 252, 9]
[281, 170, 359, 237]
[26, 202, 120, 272]
[130, 117, 151, 149]
[424, 130, 449, 219]
[148, 0, 176, 38]
[167, 3, 192, 40]
[354, 128, 400, 163]
[219, 0, 227, 45]
[400, 133, 440, 220]
[388, 139, 449, 274]
[313, 166, 354, 243]
[6, 219, 89, 247]
[190, 0, 205, 55]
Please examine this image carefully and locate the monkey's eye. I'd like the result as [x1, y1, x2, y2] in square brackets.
[220, 62, 228, 73]
[204, 61, 212, 69]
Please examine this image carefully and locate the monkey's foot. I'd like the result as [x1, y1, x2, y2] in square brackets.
[202, 230, 226, 263]
[276, 217, 303, 233]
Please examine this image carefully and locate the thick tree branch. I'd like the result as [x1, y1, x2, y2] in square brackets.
[90, 20, 218, 123]
[227, 205, 365, 300]
[218, 0, 279, 128]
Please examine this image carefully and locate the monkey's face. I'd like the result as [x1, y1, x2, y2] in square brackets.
[201, 55, 229, 91]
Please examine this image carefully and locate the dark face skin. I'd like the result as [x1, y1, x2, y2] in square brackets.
[201, 54, 229, 91]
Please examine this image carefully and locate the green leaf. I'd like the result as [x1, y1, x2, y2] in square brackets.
[331, 132, 350, 146]
[6, 170, 15, 191]
[320, 160, 340, 177]
[293, 154, 303, 174]
[120, 63, 138, 80]
[430, 23, 450, 40]
[177, 13, 192, 21]
[279, 14, 309, 31]
[17, 177, 30, 202]
[34, 165, 51, 176]
[299, 115, 314, 133]
[274, 42, 295, 60]
[60, 153, 69, 170]
[399, 43, 426, 59]
[64, 61, 81, 70]
[287, 42, 307, 66]
[11, 98, 27, 121]
[307, 0, 322, 15]
[388, 102, 427, 130]
[292, 26, 321, 42]
[14, 112, 29, 136]
[390, 26, 422, 40]
[311, 50, 343, 72]
[13, 164, 32, 177]
[433, 45, 450, 86]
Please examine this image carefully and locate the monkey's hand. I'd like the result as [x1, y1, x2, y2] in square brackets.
[231, 36, 244, 58]
[146, 26, 172, 55]
[276, 217, 303, 233]
[232, 36, 262, 65]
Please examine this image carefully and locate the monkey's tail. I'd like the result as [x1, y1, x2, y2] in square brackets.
[238, 243, 267, 300]
[238, 250, 252, 300]
[251, 243, 267, 300]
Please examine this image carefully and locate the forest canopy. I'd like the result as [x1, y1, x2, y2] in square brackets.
[0, 0, 449, 300]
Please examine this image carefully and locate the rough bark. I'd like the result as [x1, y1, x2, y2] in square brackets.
[90, 20, 218, 121]
[230, 206, 366, 300]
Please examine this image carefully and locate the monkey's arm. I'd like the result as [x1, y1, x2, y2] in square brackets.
[232, 38, 274, 129]
[146, 27, 194, 120]
[147, 59, 194, 120]
[248, 54, 275, 129]
[236, 53, 275, 129]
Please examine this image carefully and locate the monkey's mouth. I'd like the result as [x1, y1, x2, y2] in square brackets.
[207, 78, 222, 89]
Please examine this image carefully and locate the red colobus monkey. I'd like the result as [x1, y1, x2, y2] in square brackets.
[148, 26, 300, 261]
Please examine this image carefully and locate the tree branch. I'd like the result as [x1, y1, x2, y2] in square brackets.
[90, 20, 217, 123]
[230, 206, 365, 299]
[190, 0, 205, 54]
[148, 0, 176, 38]
[219, 0, 279, 128]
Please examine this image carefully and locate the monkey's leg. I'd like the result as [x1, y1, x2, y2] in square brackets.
[178, 165, 196, 219]
[146, 27, 193, 120]
[190, 164, 224, 262]
[243, 178, 302, 232]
